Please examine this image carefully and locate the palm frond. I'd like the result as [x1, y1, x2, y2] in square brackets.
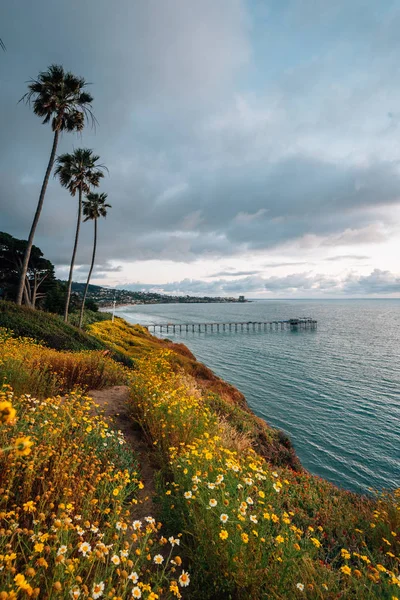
[20, 64, 96, 132]
[83, 192, 111, 221]
[0, 38, 6, 51]
[55, 149, 108, 199]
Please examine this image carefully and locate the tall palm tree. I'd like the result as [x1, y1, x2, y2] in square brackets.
[78, 192, 111, 328]
[55, 149, 106, 322]
[16, 64, 95, 305]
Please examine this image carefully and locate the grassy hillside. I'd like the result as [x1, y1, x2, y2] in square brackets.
[0, 301, 132, 365]
[90, 318, 301, 469]
[88, 318, 400, 599]
[0, 330, 187, 599]
[1, 305, 398, 598]
[0, 300, 106, 350]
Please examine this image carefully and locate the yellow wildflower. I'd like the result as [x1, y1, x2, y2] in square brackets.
[170, 582, 182, 598]
[14, 573, 33, 594]
[376, 564, 387, 573]
[0, 400, 16, 424]
[23, 501, 36, 513]
[14, 436, 33, 456]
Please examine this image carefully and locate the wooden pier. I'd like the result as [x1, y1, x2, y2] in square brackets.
[145, 317, 317, 334]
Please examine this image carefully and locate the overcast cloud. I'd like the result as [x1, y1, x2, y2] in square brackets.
[1, 0, 400, 297]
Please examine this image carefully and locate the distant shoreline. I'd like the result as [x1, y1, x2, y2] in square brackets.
[99, 299, 251, 311]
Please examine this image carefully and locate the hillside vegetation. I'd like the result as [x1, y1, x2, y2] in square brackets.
[0, 328, 190, 599]
[89, 318, 301, 469]
[89, 318, 400, 599]
[0, 301, 132, 365]
[0, 307, 399, 599]
[0, 301, 108, 351]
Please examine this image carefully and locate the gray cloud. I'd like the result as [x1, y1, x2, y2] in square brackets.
[263, 262, 312, 268]
[121, 269, 400, 297]
[207, 270, 262, 277]
[56, 262, 122, 282]
[1, 0, 400, 279]
[342, 269, 400, 295]
[325, 255, 371, 261]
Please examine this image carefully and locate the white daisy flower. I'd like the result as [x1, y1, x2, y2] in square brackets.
[92, 581, 105, 599]
[153, 554, 164, 564]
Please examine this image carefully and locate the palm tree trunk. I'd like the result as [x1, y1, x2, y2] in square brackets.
[16, 129, 60, 305]
[78, 218, 97, 328]
[64, 184, 83, 323]
[23, 277, 32, 307]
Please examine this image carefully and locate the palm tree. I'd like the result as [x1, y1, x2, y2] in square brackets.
[16, 64, 95, 306]
[55, 149, 106, 322]
[78, 193, 111, 328]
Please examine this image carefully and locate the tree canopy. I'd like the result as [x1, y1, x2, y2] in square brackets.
[0, 232, 56, 307]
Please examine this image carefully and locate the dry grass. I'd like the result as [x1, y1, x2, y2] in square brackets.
[216, 414, 254, 453]
[0, 327, 128, 397]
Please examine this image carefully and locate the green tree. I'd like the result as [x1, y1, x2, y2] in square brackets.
[85, 298, 99, 312]
[43, 280, 67, 314]
[55, 149, 106, 322]
[16, 65, 94, 306]
[0, 232, 56, 307]
[78, 192, 111, 328]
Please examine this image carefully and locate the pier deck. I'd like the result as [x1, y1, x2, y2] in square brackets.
[146, 317, 317, 334]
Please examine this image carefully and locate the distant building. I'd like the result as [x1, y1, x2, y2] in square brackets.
[238, 295, 245, 302]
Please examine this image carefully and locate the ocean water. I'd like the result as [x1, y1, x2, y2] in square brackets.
[115, 300, 400, 494]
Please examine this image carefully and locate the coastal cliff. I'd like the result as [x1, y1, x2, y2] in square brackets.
[89, 317, 302, 471]
[1, 302, 399, 599]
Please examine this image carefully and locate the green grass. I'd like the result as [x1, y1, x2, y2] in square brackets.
[0, 301, 133, 366]
[68, 309, 113, 328]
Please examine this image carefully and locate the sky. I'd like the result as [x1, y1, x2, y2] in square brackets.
[1, 0, 400, 298]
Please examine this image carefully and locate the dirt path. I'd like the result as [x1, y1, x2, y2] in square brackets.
[88, 385, 158, 520]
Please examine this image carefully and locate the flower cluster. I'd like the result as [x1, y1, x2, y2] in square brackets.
[0, 376, 188, 598]
[126, 348, 400, 599]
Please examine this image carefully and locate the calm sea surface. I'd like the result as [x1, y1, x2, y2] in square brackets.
[115, 300, 400, 494]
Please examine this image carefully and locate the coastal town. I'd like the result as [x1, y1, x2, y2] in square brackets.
[71, 282, 247, 307]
